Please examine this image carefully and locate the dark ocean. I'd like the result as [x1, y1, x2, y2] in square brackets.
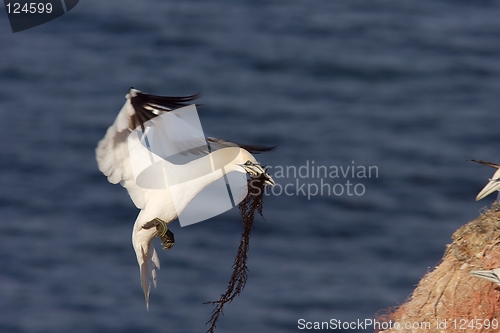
[1, 1, 500, 332]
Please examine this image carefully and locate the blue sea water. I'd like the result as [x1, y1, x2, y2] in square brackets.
[1, 1, 500, 332]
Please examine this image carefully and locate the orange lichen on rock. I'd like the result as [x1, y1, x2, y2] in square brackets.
[378, 203, 500, 333]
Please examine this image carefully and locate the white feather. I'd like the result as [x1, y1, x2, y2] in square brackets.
[96, 89, 265, 308]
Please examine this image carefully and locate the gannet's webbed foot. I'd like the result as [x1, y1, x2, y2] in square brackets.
[142, 218, 175, 250]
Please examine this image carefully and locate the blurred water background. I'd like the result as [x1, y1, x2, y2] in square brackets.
[1, 1, 500, 332]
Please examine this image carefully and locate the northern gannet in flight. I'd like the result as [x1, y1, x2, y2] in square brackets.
[95, 88, 275, 308]
[470, 160, 500, 201]
[470, 268, 500, 285]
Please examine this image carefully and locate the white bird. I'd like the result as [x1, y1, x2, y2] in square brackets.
[469, 268, 500, 285]
[470, 160, 500, 201]
[95, 88, 275, 308]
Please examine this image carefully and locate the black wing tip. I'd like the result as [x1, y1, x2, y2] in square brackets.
[128, 89, 201, 130]
[206, 137, 277, 154]
[128, 87, 201, 104]
[134, 91, 200, 102]
[469, 159, 500, 169]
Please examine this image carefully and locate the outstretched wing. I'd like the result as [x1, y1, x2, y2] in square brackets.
[95, 88, 275, 208]
[95, 89, 199, 209]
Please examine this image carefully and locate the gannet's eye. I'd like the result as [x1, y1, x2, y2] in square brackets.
[244, 160, 253, 166]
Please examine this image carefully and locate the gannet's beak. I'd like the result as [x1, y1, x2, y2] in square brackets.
[263, 174, 276, 186]
[469, 270, 500, 284]
[476, 178, 500, 201]
[242, 161, 275, 186]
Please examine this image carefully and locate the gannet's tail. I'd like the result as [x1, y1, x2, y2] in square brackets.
[132, 212, 161, 310]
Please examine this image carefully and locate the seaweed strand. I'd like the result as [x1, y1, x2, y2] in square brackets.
[205, 176, 266, 333]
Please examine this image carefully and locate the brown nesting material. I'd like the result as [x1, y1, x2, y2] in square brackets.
[205, 175, 267, 333]
[377, 203, 500, 333]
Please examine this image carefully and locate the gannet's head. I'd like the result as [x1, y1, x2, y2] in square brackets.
[242, 160, 275, 186]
